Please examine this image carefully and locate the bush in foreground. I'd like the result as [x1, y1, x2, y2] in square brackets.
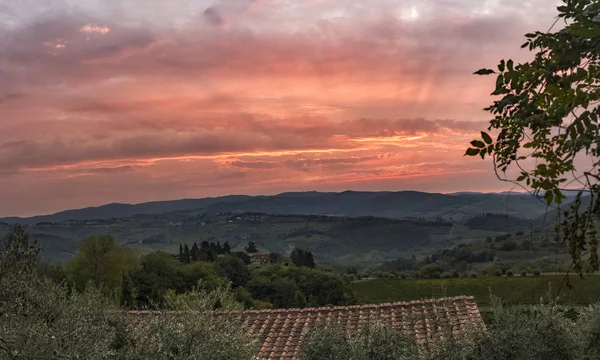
[300, 322, 419, 360]
[0, 226, 257, 360]
[299, 293, 599, 360]
[0, 227, 127, 359]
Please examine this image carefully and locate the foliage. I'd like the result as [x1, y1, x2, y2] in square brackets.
[132, 251, 228, 308]
[299, 297, 600, 360]
[466, 213, 533, 233]
[235, 251, 252, 265]
[37, 260, 68, 285]
[467, 0, 600, 275]
[300, 322, 419, 360]
[299, 324, 358, 360]
[123, 287, 257, 360]
[162, 285, 244, 311]
[0, 278, 127, 359]
[245, 240, 258, 253]
[216, 254, 251, 288]
[467, 297, 577, 360]
[379, 244, 496, 276]
[66, 235, 139, 299]
[290, 247, 316, 268]
[179, 240, 230, 263]
[1, 226, 258, 360]
[0, 224, 39, 278]
[247, 264, 355, 308]
[120, 271, 138, 309]
[573, 303, 600, 359]
[0, 228, 128, 359]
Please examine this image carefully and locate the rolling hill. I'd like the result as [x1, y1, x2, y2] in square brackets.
[1, 190, 574, 225]
[1, 190, 575, 267]
[0, 211, 535, 267]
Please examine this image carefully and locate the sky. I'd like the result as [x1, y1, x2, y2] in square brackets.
[0, 0, 563, 217]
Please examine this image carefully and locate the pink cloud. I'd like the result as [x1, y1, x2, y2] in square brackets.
[80, 24, 110, 34]
[0, 1, 562, 216]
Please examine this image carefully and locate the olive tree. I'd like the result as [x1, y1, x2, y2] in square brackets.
[0, 227, 128, 359]
[467, 0, 600, 275]
[300, 322, 420, 360]
[123, 286, 258, 360]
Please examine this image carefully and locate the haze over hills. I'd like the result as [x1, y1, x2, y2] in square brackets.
[0, 190, 575, 225]
[1, 190, 586, 266]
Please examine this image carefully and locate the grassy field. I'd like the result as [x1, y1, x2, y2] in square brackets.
[352, 275, 600, 308]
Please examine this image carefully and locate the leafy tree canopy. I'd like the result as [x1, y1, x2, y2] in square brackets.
[467, 0, 600, 275]
[66, 235, 139, 297]
[245, 240, 258, 253]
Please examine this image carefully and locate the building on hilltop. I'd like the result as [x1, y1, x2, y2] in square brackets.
[129, 295, 484, 360]
[249, 252, 271, 267]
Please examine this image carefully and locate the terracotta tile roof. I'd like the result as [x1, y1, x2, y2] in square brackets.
[129, 296, 484, 360]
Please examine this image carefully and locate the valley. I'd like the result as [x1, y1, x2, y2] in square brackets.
[0, 190, 570, 266]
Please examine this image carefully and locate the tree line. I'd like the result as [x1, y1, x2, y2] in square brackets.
[18, 227, 353, 310]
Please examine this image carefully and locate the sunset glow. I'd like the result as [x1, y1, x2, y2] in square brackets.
[0, 0, 562, 216]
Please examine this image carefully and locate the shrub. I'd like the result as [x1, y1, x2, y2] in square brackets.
[468, 298, 576, 360]
[533, 269, 542, 276]
[123, 287, 258, 360]
[573, 303, 600, 359]
[0, 232, 128, 359]
[1, 228, 258, 360]
[506, 270, 514, 277]
[470, 273, 478, 278]
[520, 270, 528, 277]
[0, 278, 127, 359]
[299, 324, 358, 360]
[300, 322, 419, 360]
[494, 269, 503, 277]
[428, 330, 478, 360]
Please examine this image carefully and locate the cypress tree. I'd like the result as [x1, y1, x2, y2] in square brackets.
[191, 243, 199, 262]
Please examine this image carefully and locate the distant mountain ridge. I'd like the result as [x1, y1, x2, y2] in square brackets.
[0, 190, 579, 225]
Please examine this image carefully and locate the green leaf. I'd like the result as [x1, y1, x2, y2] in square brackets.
[479, 148, 486, 159]
[571, 26, 600, 39]
[481, 132, 493, 144]
[491, 87, 510, 96]
[498, 60, 505, 72]
[496, 74, 504, 90]
[470, 140, 486, 148]
[507, 59, 514, 72]
[523, 142, 535, 149]
[544, 190, 554, 205]
[465, 148, 480, 156]
[474, 68, 496, 75]
[553, 189, 565, 204]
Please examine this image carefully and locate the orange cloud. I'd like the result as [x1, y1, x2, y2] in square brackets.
[0, 1, 559, 216]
